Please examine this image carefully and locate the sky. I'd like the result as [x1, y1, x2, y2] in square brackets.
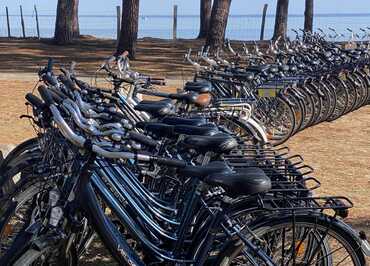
[2, 0, 370, 16]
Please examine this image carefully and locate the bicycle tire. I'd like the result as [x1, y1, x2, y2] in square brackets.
[216, 213, 365, 266]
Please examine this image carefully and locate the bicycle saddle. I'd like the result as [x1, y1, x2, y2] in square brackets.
[135, 100, 175, 117]
[182, 133, 238, 154]
[178, 161, 232, 179]
[168, 92, 198, 104]
[178, 162, 271, 196]
[205, 167, 271, 196]
[136, 122, 174, 138]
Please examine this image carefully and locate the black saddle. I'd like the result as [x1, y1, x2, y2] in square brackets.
[184, 81, 213, 93]
[182, 133, 238, 154]
[136, 122, 174, 138]
[135, 100, 174, 117]
[178, 161, 232, 179]
[179, 161, 271, 196]
[205, 167, 271, 196]
[168, 92, 199, 104]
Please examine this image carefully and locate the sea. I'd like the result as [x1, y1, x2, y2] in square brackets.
[1, 13, 370, 41]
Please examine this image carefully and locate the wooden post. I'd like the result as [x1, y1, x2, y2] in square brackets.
[6, 7, 11, 38]
[34, 5, 40, 39]
[260, 4, 268, 40]
[116, 5, 121, 42]
[173, 5, 178, 40]
[20, 5, 26, 38]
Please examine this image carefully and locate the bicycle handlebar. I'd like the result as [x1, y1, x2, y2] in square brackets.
[38, 86, 186, 167]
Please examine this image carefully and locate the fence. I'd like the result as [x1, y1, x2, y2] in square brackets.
[1, 5, 370, 41]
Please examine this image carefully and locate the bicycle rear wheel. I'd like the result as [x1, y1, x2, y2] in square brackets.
[217, 214, 365, 266]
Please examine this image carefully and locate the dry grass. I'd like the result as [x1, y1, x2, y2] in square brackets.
[0, 37, 204, 78]
[286, 106, 370, 221]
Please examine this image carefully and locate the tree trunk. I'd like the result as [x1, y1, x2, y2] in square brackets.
[71, 0, 80, 38]
[117, 0, 140, 59]
[273, 0, 289, 40]
[205, 0, 232, 50]
[54, 0, 73, 44]
[197, 0, 212, 39]
[54, 0, 79, 44]
[304, 0, 314, 33]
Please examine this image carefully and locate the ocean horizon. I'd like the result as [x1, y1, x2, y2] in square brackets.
[1, 13, 370, 41]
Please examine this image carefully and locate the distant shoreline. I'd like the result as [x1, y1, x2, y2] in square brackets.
[2, 13, 370, 18]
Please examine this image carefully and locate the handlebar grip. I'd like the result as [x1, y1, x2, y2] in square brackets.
[38, 85, 55, 106]
[128, 131, 158, 147]
[47, 58, 53, 73]
[153, 157, 187, 168]
[25, 93, 45, 109]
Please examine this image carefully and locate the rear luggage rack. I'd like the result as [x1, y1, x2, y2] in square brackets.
[224, 143, 321, 195]
[262, 196, 353, 211]
[270, 176, 321, 192]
